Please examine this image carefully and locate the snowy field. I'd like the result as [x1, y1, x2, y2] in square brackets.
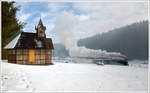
[0, 60, 148, 93]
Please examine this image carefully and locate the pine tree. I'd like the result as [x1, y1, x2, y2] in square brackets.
[2, 1, 26, 59]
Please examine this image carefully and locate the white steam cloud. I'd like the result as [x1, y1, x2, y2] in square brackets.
[52, 11, 126, 60]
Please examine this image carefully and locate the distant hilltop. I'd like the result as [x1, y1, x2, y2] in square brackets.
[78, 20, 148, 60]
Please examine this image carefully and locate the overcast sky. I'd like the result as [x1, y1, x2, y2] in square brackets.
[15, 1, 148, 43]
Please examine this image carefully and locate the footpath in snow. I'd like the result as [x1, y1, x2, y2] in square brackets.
[0, 60, 148, 92]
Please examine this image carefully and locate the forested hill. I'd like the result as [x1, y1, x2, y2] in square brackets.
[78, 20, 148, 60]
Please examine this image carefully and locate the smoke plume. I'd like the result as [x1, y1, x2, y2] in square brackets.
[52, 11, 125, 59]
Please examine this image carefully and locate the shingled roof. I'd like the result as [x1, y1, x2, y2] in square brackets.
[5, 32, 54, 49]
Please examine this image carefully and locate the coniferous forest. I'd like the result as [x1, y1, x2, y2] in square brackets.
[78, 20, 148, 60]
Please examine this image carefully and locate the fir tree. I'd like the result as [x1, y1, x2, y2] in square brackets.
[2, 1, 26, 59]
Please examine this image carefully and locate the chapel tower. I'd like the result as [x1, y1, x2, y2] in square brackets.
[35, 18, 46, 38]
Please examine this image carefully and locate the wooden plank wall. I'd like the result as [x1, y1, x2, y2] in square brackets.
[8, 49, 16, 63]
[8, 49, 52, 65]
[16, 49, 28, 64]
[35, 49, 51, 64]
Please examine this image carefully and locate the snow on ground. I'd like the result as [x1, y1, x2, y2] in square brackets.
[0, 60, 148, 92]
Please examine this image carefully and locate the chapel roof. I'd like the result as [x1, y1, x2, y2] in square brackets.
[5, 32, 54, 49]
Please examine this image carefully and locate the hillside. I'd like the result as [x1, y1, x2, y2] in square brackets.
[78, 20, 148, 60]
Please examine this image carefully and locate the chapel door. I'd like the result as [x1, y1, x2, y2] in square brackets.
[29, 50, 35, 62]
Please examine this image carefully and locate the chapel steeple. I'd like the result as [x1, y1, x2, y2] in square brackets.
[35, 18, 46, 38]
[38, 18, 43, 26]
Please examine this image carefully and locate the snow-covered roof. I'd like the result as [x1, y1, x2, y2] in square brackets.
[4, 34, 21, 49]
[34, 39, 43, 48]
[4, 32, 54, 49]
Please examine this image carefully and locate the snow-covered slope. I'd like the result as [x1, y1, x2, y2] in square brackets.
[0, 60, 148, 92]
